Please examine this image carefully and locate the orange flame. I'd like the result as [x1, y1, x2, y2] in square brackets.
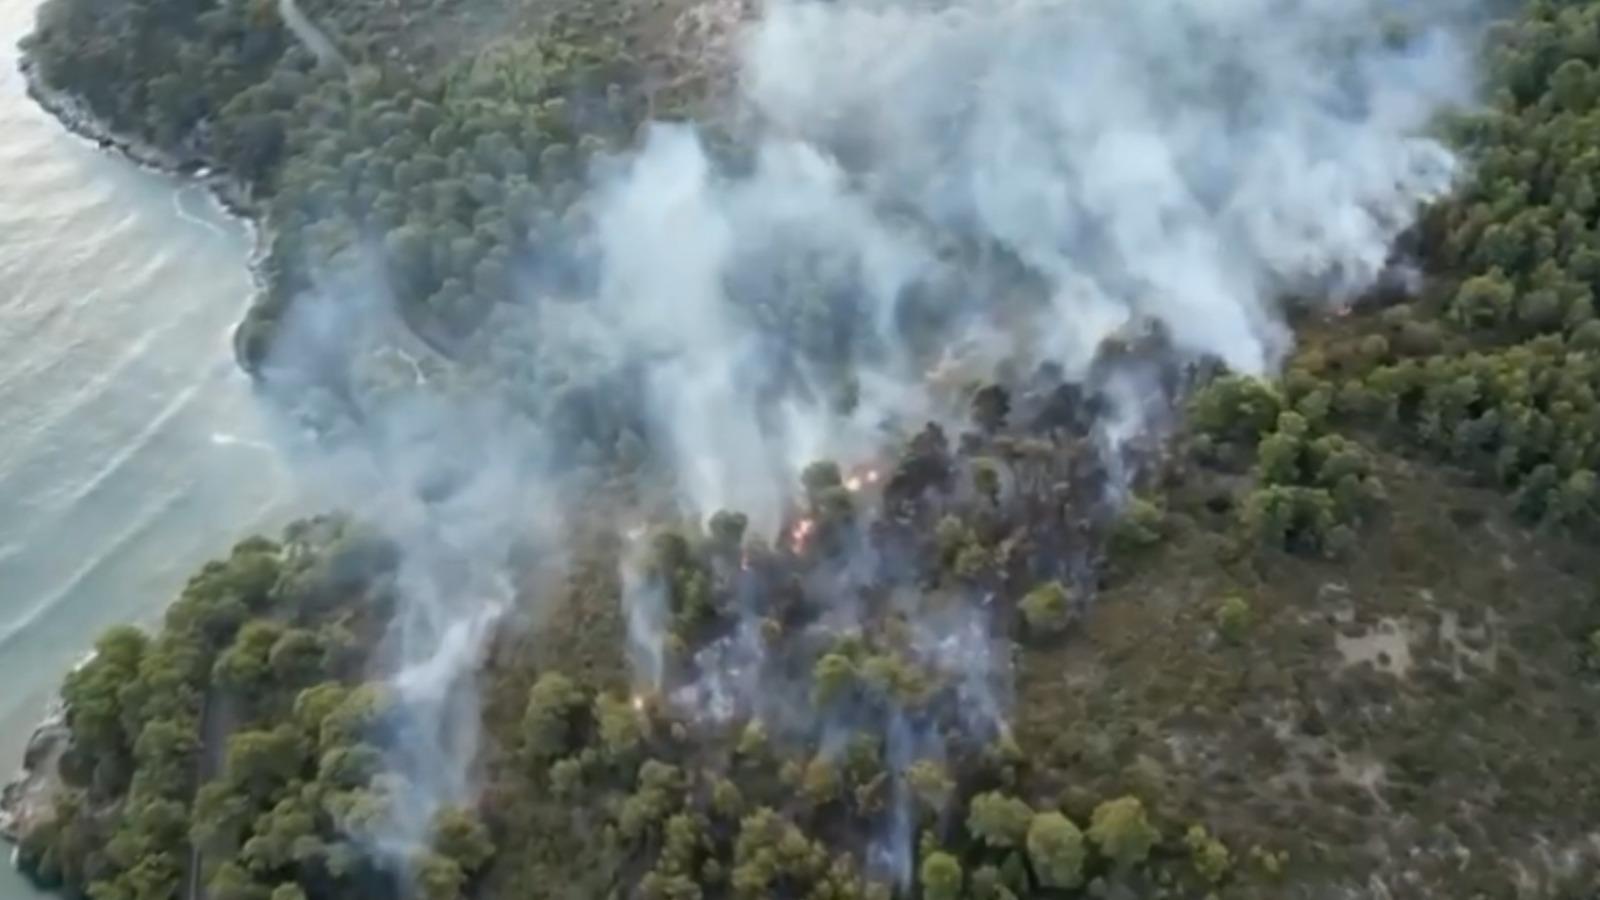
[790, 516, 816, 553]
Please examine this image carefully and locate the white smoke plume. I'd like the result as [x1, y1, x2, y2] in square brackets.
[571, 0, 1476, 531]
[259, 0, 1485, 863]
[258, 312, 571, 855]
[588, 0, 1479, 864]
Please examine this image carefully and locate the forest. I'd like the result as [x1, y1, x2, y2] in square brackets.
[10, 0, 1600, 896]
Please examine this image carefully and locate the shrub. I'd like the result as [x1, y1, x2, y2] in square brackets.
[1215, 596, 1251, 643]
[1184, 824, 1232, 885]
[1019, 581, 1073, 637]
[1110, 497, 1166, 552]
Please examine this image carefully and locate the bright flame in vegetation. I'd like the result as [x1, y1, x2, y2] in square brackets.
[844, 467, 880, 493]
[790, 517, 816, 553]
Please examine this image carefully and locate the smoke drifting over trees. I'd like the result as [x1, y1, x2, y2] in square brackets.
[304, 0, 1479, 850]
[461, 0, 1481, 530]
[33, 0, 1600, 895]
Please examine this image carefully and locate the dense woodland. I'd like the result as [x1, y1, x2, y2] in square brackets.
[12, 0, 1600, 897]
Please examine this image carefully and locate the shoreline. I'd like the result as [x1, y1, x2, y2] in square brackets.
[16, 52, 278, 375]
[2, 53, 278, 860]
[0, 705, 67, 848]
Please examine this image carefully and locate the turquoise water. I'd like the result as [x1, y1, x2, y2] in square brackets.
[0, 0, 294, 891]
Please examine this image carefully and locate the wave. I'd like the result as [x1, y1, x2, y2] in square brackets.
[172, 184, 227, 237]
[0, 303, 211, 474]
[209, 431, 278, 455]
[52, 374, 206, 510]
[0, 484, 188, 654]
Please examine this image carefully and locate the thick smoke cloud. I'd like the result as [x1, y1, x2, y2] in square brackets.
[261, 0, 1482, 863]
[593, 0, 1477, 875]
[574, 0, 1475, 529]
[578, 127, 934, 531]
[742, 0, 1470, 370]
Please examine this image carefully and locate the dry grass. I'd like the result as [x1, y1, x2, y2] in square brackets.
[1014, 450, 1600, 896]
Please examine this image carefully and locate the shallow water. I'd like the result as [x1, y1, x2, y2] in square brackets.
[0, 0, 294, 890]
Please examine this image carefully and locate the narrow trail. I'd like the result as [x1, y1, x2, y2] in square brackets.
[277, 0, 347, 69]
[184, 689, 237, 900]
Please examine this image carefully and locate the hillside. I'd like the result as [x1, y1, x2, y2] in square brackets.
[9, 0, 1600, 897]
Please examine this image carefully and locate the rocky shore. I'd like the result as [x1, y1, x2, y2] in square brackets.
[0, 708, 67, 849]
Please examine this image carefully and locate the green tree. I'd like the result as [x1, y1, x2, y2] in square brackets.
[972, 457, 1003, 503]
[207, 861, 269, 900]
[62, 626, 148, 757]
[523, 672, 587, 762]
[919, 851, 963, 900]
[595, 692, 643, 761]
[967, 792, 1033, 849]
[224, 725, 306, 799]
[415, 851, 465, 900]
[1241, 485, 1337, 553]
[800, 756, 841, 807]
[812, 653, 857, 707]
[266, 628, 325, 686]
[1110, 497, 1166, 552]
[970, 864, 1016, 900]
[431, 807, 494, 875]
[1191, 375, 1282, 444]
[214, 620, 284, 694]
[801, 460, 843, 501]
[971, 383, 1011, 432]
[1452, 271, 1515, 329]
[906, 759, 954, 815]
[1027, 811, 1085, 888]
[1089, 796, 1159, 869]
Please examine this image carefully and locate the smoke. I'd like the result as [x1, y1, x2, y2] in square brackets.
[558, 0, 1476, 531]
[258, 300, 570, 855]
[585, 0, 1477, 873]
[577, 125, 933, 532]
[742, 0, 1470, 374]
[256, 0, 1482, 867]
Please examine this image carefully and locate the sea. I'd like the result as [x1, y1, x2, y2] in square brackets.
[0, 0, 295, 891]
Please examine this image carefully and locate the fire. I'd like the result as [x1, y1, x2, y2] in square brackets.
[631, 694, 647, 713]
[844, 467, 880, 493]
[789, 516, 815, 553]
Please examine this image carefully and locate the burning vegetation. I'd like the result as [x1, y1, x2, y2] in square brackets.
[13, 0, 1600, 896]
